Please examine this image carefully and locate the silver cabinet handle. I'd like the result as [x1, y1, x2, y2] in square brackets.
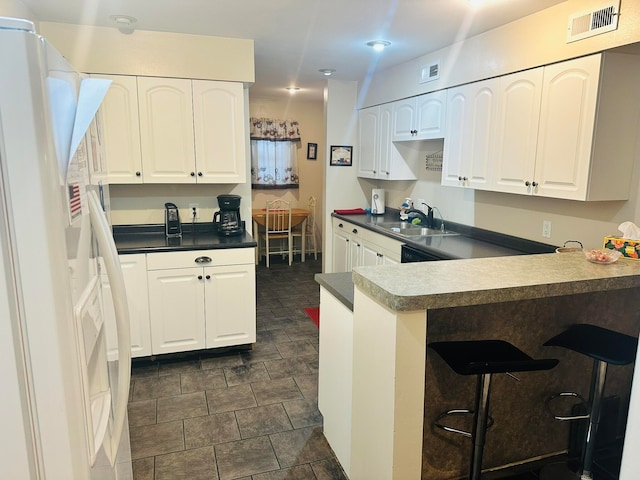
[195, 256, 212, 264]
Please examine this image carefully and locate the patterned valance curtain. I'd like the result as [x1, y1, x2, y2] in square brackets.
[250, 117, 301, 189]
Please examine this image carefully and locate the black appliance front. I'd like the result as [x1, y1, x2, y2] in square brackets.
[213, 194, 244, 236]
[400, 244, 444, 263]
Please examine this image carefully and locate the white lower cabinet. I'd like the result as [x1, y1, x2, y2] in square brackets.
[332, 219, 365, 272]
[146, 248, 256, 355]
[205, 263, 256, 348]
[332, 218, 401, 272]
[361, 236, 401, 267]
[147, 267, 206, 355]
[102, 254, 152, 359]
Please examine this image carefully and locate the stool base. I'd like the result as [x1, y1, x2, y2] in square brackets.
[539, 461, 581, 480]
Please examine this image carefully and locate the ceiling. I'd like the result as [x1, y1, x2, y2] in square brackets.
[22, 0, 567, 100]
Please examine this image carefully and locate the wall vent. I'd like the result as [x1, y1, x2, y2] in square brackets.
[420, 61, 440, 84]
[567, 1, 620, 43]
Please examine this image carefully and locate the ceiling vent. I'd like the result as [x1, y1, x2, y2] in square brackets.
[420, 61, 440, 84]
[567, 1, 620, 43]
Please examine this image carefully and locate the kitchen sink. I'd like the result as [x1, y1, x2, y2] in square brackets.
[371, 221, 459, 237]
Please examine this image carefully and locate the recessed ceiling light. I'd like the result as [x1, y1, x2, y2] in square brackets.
[109, 15, 137, 34]
[366, 40, 391, 52]
[319, 69, 336, 76]
[286, 87, 300, 94]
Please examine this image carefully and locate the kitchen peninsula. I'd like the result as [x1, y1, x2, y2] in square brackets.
[319, 252, 640, 479]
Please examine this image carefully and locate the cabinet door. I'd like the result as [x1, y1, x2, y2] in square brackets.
[138, 77, 196, 183]
[120, 254, 151, 357]
[147, 267, 205, 354]
[465, 79, 497, 190]
[442, 80, 497, 189]
[349, 236, 363, 270]
[205, 263, 256, 348]
[492, 68, 543, 194]
[102, 254, 151, 359]
[382, 254, 399, 266]
[441, 86, 468, 187]
[391, 98, 416, 141]
[332, 229, 350, 273]
[534, 55, 600, 200]
[361, 242, 381, 267]
[414, 91, 446, 139]
[377, 103, 394, 179]
[357, 107, 379, 178]
[93, 75, 143, 183]
[193, 80, 246, 183]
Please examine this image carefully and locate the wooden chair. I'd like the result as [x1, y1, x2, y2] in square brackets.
[262, 199, 292, 267]
[292, 195, 318, 260]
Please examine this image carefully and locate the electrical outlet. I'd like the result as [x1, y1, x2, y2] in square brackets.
[189, 203, 200, 219]
[542, 220, 552, 238]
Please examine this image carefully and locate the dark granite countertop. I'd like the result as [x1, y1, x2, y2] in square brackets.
[332, 209, 557, 259]
[113, 223, 257, 254]
[315, 272, 354, 311]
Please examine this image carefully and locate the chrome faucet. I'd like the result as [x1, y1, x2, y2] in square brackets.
[432, 206, 446, 232]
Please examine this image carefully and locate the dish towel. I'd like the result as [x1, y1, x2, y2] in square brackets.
[334, 208, 367, 215]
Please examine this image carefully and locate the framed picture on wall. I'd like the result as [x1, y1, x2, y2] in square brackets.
[330, 145, 353, 166]
[307, 143, 317, 160]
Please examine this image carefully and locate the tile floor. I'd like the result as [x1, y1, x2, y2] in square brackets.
[127, 254, 348, 480]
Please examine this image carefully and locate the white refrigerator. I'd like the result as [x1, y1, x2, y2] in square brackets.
[0, 17, 132, 479]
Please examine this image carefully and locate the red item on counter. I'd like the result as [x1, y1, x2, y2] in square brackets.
[334, 208, 367, 215]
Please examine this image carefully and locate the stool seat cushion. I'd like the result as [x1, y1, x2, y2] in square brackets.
[429, 340, 559, 376]
[544, 324, 638, 365]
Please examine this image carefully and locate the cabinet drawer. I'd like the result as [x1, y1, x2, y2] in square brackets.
[146, 248, 254, 270]
[333, 219, 361, 238]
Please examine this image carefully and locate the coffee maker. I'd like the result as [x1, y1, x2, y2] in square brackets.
[213, 194, 243, 236]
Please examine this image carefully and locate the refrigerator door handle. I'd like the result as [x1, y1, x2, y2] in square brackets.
[87, 190, 131, 466]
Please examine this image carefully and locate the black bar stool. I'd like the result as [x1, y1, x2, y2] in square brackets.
[429, 340, 559, 480]
[543, 324, 638, 480]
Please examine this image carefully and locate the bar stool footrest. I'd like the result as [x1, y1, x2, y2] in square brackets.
[434, 408, 494, 438]
[545, 391, 590, 421]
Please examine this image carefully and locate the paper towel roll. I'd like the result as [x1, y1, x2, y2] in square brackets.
[371, 189, 385, 215]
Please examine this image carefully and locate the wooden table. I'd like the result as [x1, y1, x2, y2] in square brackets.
[252, 208, 311, 263]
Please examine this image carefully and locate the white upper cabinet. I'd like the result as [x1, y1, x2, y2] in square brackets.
[138, 77, 196, 183]
[357, 107, 379, 178]
[357, 104, 416, 180]
[392, 91, 446, 141]
[492, 68, 544, 194]
[532, 54, 633, 201]
[441, 78, 498, 189]
[192, 80, 246, 183]
[443, 53, 640, 200]
[93, 75, 143, 183]
[98, 75, 247, 184]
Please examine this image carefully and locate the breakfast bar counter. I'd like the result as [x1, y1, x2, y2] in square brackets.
[343, 252, 640, 479]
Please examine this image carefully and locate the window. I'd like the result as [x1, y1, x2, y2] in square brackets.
[250, 118, 301, 189]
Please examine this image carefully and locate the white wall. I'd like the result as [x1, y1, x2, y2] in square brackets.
[0, 0, 35, 22]
[323, 80, 361, 271]
[361, 0, 640, 107]
[40, 22, 254, 84]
